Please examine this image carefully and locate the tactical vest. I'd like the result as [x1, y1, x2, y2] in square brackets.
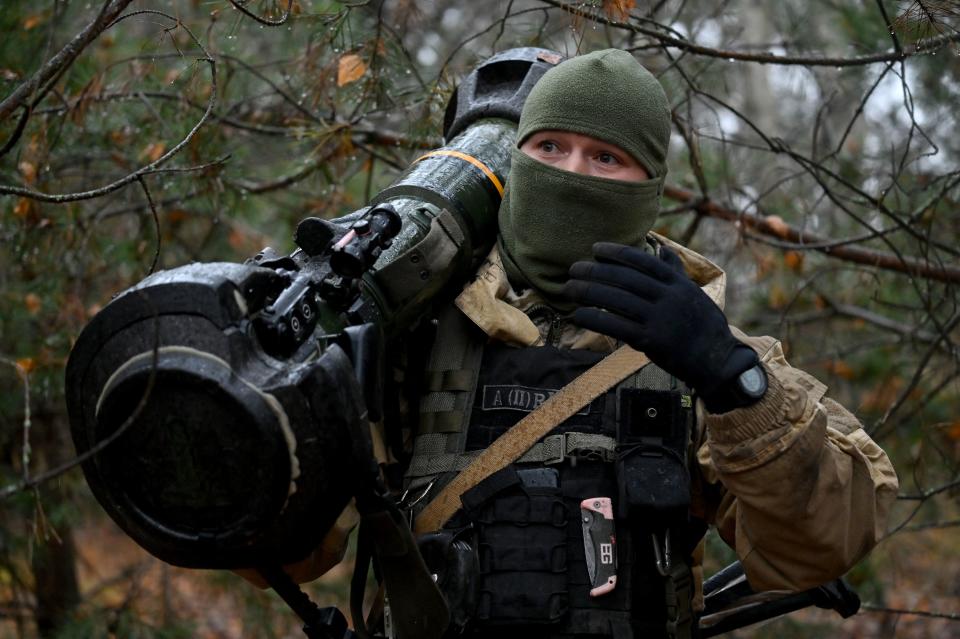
[404, 306, 705, 639]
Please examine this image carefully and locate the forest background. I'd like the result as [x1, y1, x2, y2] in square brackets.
[0, 1, 959, 637]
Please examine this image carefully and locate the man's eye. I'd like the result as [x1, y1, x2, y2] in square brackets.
[539, 141, 558, 153]
[597, 152, 620, 165]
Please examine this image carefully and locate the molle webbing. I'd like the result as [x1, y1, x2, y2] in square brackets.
[408, 305, 486, 500]
[406, 307, 699, 639]
[418, 306, 485, 434]
[408, 306, 692, 496]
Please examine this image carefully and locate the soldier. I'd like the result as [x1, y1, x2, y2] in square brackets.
[397, 49, 898, 639]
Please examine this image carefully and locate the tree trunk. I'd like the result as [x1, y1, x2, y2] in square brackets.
[32, 530, 80, 638]
[29, 412, 81, 638]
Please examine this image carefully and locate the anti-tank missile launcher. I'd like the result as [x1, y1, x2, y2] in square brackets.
[65, 47, 562, 574]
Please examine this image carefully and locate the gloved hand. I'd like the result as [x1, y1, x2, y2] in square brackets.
[563, 242, 760, 413]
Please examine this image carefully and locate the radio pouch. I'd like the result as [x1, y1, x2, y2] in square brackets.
[615, 389, 691, 521]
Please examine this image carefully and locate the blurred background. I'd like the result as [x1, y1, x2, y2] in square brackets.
[0, 1, 958, 637]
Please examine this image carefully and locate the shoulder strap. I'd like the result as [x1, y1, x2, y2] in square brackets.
[413, 345, 651, 534]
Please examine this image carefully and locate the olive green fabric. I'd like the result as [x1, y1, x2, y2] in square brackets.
[497, 49, 672, 307]
[498, 149, 661, 307]
[516, 48, 671, 178]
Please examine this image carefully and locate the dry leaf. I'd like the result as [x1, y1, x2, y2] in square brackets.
[861, 377, 903, 412]
[602, 0, 635, 21]
[825, 359, 856, 381]
[16, 358, 36, 374]
[947, 420, 960, 442]
[18, 161, 37, 185]
[337, 54, 367, 87]
[140, 142, 167, 162]
[109, 129, 129, 145]
[0, 68, 20, 81]
[228, 229, 249, 253]
[783, 250, 804, 272]
[537, 52, 563, 65]
[167, 209, 189, 224]
[755, 253, 776, 281]
[765, 215, 791, 238]
[768, 284, 788, 309]
[13, 198, 35, 220]
[23, 14, 44, 30]
[24, 293, 41, 315]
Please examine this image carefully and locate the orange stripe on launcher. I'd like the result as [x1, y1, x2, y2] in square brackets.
[413, 150, 505, 197]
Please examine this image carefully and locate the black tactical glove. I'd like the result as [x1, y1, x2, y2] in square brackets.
[563, 242, 761, 413]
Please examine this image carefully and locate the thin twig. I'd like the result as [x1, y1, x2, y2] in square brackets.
[142, 154, 232, 175]
[871, 312, 960, 438]
[227, 0, 294, 27]
[136, 175, 161, 275]
[542, 0, 960, 67]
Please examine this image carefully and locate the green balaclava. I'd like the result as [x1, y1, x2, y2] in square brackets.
[497, 49, 671, 308]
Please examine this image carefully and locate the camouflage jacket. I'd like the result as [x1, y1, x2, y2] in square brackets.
[452, 233, 898, 604]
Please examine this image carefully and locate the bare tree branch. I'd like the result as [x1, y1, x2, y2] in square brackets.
[227, 0, 294, 27]
[0, 0, 135, 122]
[664, 185, 960, 284]
[897, 476, 960, 500]
[542, 0, 960, 67]
[861, 604, 960, 621]
[0, 11, 217, 204]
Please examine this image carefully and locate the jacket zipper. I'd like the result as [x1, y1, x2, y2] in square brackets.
[527, 303, 564, 346]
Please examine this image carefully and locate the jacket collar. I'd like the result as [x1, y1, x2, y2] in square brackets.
[454, 232, 727, 348]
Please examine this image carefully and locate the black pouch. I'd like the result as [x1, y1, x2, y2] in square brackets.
[462, 466, 569, 627]
[615, 389, 691, 520]
[417, 527, 479, 635]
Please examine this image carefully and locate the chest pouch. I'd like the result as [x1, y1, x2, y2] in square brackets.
[615, 389, 692, 524]
[460, 466, 569, 627]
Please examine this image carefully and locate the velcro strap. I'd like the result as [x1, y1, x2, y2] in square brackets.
[523, 432, 617, 464]
[406, 451, 478, 479]
[425, 369, 476, 392]
[419, 411, 465, 434]
[405, 431, 618, 479]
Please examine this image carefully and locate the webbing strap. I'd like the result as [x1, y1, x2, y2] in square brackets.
[405, 432, 618, 479]
[425, 369, 476, 392]
[418, 411, 465, 434]
[413, 345, 650, 534]
[665, 557, 695, 639]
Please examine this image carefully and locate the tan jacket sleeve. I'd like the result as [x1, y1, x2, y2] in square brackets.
[696, 332, 899, 592]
